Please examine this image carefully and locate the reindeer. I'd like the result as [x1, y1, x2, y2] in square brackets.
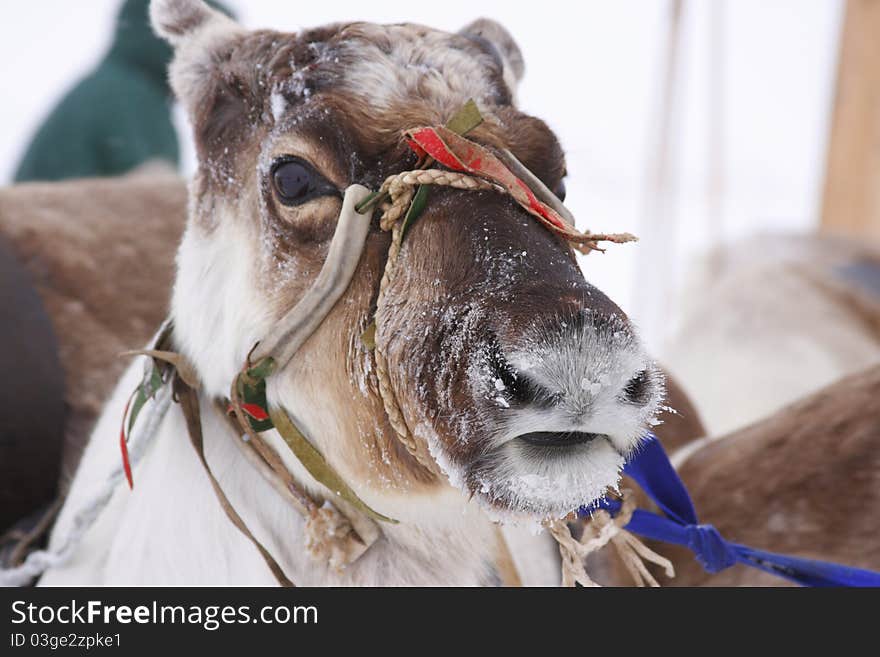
[18, 0, 705, 586]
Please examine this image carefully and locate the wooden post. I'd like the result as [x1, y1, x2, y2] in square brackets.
[820, 0, 880, 241]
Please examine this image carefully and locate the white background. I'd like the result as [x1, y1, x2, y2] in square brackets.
[0, 1, 844, 350]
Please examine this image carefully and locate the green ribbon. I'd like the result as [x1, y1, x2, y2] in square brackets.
[232, 360, 397, 524]
[235, 358, 276, 433]
[269, 406, 398, 524]
[399, 99, 485, 239]
[444, 98, 484, 136]
[127, 366, 163, 435]
[354, 98, 484, 217]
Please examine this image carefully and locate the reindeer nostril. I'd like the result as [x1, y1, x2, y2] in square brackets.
[622, 370, 652, 405]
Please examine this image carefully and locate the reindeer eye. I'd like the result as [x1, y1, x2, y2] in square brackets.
[271, 157, 338, 206]
[554, 178, 567, 202]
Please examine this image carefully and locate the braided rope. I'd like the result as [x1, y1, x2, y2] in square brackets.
[374, 223, 427, 464]
[377, 169, 499, 230]
[547, 490, 675, 587]
[372, 170, 499, 470]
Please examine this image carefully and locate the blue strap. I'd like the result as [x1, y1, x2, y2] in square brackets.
[579, 433, 880, 587]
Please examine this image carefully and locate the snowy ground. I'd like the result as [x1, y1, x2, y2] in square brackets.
[0, 0, 843, 350]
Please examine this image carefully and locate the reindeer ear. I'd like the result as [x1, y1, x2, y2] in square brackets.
[150, 0, 234, 45]
[149, 0, 243, 119]
[459, 18, 525, 94]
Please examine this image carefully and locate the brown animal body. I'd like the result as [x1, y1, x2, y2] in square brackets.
[0, 170, 185, 487]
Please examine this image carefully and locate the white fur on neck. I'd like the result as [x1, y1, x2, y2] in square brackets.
[171, 204, 273, 399]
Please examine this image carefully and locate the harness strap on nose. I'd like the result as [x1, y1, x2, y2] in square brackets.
[268, 407, 398, 524]
[404, 125, 637, 254]
[377, 169, 498, 230]
[223, 184, 399, 527]
[249, 184, 373, 370]
[498, 148, 576, 226]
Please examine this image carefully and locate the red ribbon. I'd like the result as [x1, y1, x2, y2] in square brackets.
[405, 126, 635, 253]
[119, 391, 135, 490]
[228, 402, 270, 422]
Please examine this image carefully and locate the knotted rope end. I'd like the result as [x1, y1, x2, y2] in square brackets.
[549, 490, 675, 587]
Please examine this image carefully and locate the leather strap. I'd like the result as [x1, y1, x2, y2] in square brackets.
[250, 185, 372, 370]
[268, 406, 398, 525]
[173, 375, 295, 587]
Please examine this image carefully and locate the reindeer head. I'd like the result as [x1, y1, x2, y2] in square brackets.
[153, 0, 663, 522]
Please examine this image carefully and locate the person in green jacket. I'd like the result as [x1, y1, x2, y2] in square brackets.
[14, 0, 234, 183]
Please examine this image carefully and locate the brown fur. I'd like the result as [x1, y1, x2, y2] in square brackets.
[0, 169, 186, 486]
[150, 0, 216, 38]
[460, 18, 525, 84]
[181, 23, 559, 199]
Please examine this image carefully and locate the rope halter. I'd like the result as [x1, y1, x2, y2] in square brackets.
[228, 109, 640, 576]
[548, 489, 675, 587]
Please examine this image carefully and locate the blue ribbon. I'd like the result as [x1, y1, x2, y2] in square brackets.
[578, 433, 880, 587]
